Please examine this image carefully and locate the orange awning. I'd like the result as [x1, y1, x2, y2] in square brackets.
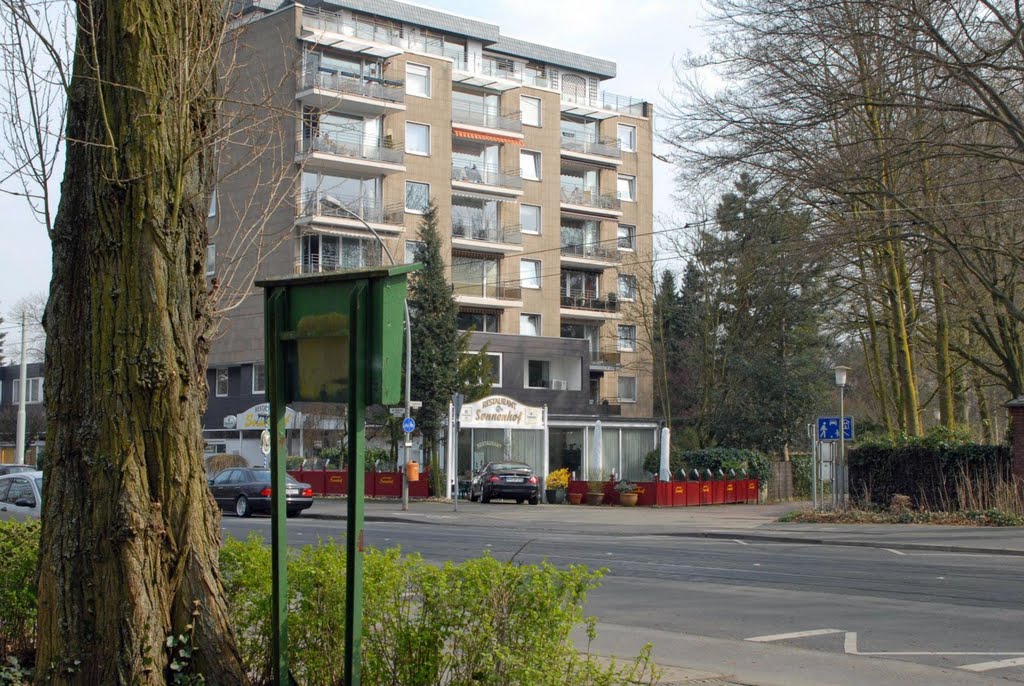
[452, 128, 524, 146]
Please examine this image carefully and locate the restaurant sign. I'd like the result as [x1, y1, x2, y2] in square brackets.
[458, 395, 544, 430]
[237, 403, 299, 430]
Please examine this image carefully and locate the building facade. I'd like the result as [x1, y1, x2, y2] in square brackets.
[204, 0, 659, 477]
[0, 363, 46, 464]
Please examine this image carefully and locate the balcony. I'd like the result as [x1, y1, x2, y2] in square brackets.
[589, 350, 621, 370]
[559, 184, 622, 216]
[453, 281, 523, 301]
[452, 55, 547, 91]
[300, 132, 405, 174]
[298, 69, 405, 115]
[560, 290, 620, 314]
[560, 89, 652, 119]
[300, 244, 383, 273]
[452, 101, 523, 134]
[452, 221, 523, 251]
[299, 191, 404, 230]
[560, 130, 621, 163]
[451, 160, 523, 196]
[560, 233, 618, 265]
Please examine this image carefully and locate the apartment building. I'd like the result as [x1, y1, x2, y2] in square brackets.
[204, 0, 659, 479]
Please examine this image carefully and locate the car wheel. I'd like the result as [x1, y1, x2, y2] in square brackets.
[516, 498, 525, 504]
[528, 495, 539, 505]
[480, 488, 490, 504]
[235, 496, 251, 518]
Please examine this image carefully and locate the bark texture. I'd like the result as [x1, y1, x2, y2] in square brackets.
[36, 1, 247, 683]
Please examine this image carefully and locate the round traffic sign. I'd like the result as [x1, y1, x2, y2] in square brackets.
[402, 416, 416, 434]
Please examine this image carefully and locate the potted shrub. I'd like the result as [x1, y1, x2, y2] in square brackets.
[545, 468, 569, 504]
[585, 478, 606, 506]
[615, 480, 639, 507]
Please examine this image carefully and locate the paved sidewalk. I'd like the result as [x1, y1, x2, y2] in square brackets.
[303, 498, 1024, 556]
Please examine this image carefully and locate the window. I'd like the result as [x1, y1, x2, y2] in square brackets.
[520, 204, 541, 234]
[405, 122, 430, 156]
[520, 259, 541, 289]
[452, 255, 500, 297]
[617, 325, 637, 352]
[405, 181, 429, 212]
[617, 175, 636, 201]
[206, 243, 216, 277]
[208, 190, 217, 217]
[215, 368, 229, 397]
[483, 353, 502, 387]
[527, 360, 550, 388]
[617, 224, 636, 250]
[404, 240, 424, 265]
[617, 124, 637, 152]
[302, 234, 381, 272]
[252, 363, 265, 394]
[457, 310, 499, 332]
[5, 478, 34, 507]
[520, 313, 541, 336]
[618, 376, 637, 402]
[520, 150, 541, 181]
[11, 378, 43, 404]
[618, 274, 637, 300]
[406, 63, 431, 97]
[213, 470, 234, 485]
[521, 95, 541, 127]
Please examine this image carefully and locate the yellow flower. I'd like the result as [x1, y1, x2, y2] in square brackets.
[545, 468, 570, 490]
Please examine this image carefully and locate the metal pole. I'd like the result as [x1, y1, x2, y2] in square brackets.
[344, 284, 368, 686]
[15, 314, 27, 464]
[809, 423, 817, 511]
[266, 290, 290, 685]
[839, 384, 846, 505]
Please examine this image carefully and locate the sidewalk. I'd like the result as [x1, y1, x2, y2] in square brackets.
[302, 498, 1024, 556]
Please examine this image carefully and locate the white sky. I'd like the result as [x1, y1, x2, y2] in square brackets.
[0, 0, 708, 316]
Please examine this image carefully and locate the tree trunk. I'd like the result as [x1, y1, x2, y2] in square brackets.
[36, 1, 247, 683]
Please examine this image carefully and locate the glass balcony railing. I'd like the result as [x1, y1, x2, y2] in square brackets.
[560, 90, 650, 116]
[559, 130, 620, 158]
[451, 160, 523, 190]
[590, 350, 622, 367]
[559, 234, 617, 261]
[453, 281, 523, 300]
[300, 191, 404, 225]
[302, 132, 404, 165]
[452, 102, 523, 132]
[453, 221, 523, 245]
[559, 184, 621, 211]
[300, 69, 405, 104]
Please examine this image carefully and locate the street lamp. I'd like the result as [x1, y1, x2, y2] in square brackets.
[834, 365, 851, 505]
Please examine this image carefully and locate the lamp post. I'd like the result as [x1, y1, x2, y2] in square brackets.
[834, 365, 851, 505]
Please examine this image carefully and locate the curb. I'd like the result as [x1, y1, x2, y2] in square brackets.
[659, 530, 1024, 556]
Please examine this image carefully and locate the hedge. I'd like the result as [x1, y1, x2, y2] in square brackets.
[642, 446, 772, 483]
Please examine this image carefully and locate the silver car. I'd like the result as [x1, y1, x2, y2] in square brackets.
[0, 470, 43, 520]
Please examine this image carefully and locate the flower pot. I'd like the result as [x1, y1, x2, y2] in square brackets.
[585, 491, 605, 506]
[545, 488, 566, 504]
[568, 492, 584, 505]
[618, 492, 638, 507]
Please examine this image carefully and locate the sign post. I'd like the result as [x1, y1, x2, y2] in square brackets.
[258, 265, 417, 686]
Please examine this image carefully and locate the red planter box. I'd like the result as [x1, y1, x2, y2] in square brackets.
[672, 483, 688, 507]
[725, 481, 737, 504]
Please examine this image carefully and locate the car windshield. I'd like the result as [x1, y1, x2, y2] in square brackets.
[251, 470, 299, 484]
[491, 463, 530, 472]
[35, 478, 42, 506]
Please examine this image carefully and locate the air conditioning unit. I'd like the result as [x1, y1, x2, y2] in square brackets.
[551, 379, 568, 391]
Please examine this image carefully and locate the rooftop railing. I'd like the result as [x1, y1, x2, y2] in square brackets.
[559, 130, 620, 158]
[300, 68, 405, 104]
[300, 191, 404, 225]
[560, 89, 650, 116]
[302, 131, 404, 165]
[302, 8, 463, 62]
[559, 184, 621, 211]
[451, 159, 523, 190]
[451, 101, 523, 132]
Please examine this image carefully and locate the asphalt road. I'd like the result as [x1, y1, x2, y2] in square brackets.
[221, 510, 1024, 685]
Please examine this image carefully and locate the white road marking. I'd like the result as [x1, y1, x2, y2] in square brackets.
[845, 632, 858, 654]
[733, 539, 749, 545]
[882, 548, 906, 556]
[960, 657, 1024, 672]
[746, 629, 844, 643]
[845, 631, 1023, 657]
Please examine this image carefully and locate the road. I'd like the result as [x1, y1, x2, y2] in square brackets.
[221, 509, 1024, 685]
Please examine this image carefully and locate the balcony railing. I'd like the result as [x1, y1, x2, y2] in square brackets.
[559, 184, 621, 211]
[560, 290, 620, 312]
[301, 247, 383, 273]
[560, 236, 617, 261]
[451, 160, 523, 190]
[560, 130, 620, 158]
[302, 132, 404, 165]
[453, 281, 523, 300]
[300, 191, 404, 225]
[452, 102, 523, 132]
[303, 8, 464, 62]
[590, 350, 622, 366]
[301, 68, 405, 104]
[560, 89, 650, 116]
[453, 221, 523, 245]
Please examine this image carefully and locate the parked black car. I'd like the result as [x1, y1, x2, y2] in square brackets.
[208, 468, 313, 517]
[469, 462, 539, 505]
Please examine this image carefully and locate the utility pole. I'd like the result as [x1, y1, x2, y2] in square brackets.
[15, 313, 28, 464]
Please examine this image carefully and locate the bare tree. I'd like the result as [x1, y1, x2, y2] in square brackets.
[5, 291, 47, 362]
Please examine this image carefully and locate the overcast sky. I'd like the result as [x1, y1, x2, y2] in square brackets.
[0, 0, 707, 319]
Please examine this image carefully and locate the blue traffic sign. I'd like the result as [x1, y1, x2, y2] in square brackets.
[402, 416, 416, 434]
[817, 416, 854, 441]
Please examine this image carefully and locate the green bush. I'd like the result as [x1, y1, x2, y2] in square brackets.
[790, 453, 831, 499]
[644, 446, 771, 482]
[0, 519, 40, 663]
[205, 453, 248, 475]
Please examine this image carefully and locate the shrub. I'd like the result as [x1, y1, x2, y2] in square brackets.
[545, 468, 570, 490]
[0, 519, 40, 663]
[645, 447, 771, 483]
[205, 453, 248, 474]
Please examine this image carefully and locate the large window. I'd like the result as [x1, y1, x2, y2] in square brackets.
[520, 150, 541, 181]
[405, 181, 429, 212]
[521, 95, 541, 127]
[520, 259, 541, 289]
[617, 224, 636, 250]
[404, 240, 424, 264]
[561, 269, 599, 299]
[11, 378, 43, 404]
[405, 122, 431, 156]
[452, 195, 500, 239]
[618, 274, 637, 301]
[483, 353, 502, 387]
[617, 124, 637, 152]
[617, 325, 637, 352]
[406, 63, 431, 97]
[520, 204, 541, 234]
[452, 254, 500, 297]
[618, 376, 637, 402]
[527, 360, 550, 388]
[457, 310, 499, 332]
[301, 234, 380, 272]
[215, 368, 229, 397]
[252, 363, 265, 394]
[617, 175, 636, 202]
[520, 313, 541, 336]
